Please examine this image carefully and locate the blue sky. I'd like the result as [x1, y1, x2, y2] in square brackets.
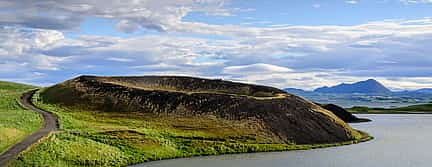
[77, 1, 432, 35]
[185, 0, 432, 26]
[1, 0, 432, 90]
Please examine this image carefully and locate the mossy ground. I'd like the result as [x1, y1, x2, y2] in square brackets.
[0, 81, 41, 154]
[10, 90, 371, 167]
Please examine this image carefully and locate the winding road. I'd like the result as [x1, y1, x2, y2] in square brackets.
[0, 90, 59, 166]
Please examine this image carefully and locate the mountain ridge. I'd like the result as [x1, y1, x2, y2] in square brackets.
[314, 79, 391, 94]
[285, 79, 432, 95]
[284, 79, 393, 94]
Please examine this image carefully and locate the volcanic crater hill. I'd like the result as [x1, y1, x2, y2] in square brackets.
[40, 75, 363, 144]
[319, 104, 371, 123]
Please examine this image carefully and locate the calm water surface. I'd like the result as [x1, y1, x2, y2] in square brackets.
[133, 114, 432, 167]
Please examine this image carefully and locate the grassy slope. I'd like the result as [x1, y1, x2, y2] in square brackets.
[0, 81, 41, 154]
[11, 90, 371, 167]
[348, 104, 432, 113]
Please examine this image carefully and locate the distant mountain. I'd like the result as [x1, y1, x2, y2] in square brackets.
[393, 88, 432, 95]
[283, 88, 311, 94]
[314, 79, 391, 94]
[413, 88, 432, 94]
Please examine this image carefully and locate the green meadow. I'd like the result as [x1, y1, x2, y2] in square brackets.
[0, 81, 41, 154]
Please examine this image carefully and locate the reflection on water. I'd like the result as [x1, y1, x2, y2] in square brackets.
[133, 114, 432, 167]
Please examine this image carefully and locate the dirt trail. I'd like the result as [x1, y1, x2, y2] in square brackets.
[0, 89, 58, 166]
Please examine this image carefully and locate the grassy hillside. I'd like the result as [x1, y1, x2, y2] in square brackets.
[10, 76, 370, 166]
[348, 104, 432, 113]
[0, 81, 41, 154]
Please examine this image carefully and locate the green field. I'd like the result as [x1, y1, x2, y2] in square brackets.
[0, 81, 41, 154]
[10, 90, 371, 167]
[348, 104, 432, 114]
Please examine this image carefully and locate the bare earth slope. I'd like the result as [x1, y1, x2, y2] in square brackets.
[320, 104, 371, 123]
[41, 75, 361, 144]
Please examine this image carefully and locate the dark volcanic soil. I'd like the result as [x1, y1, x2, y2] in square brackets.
[40, 75, 361, 144]
[321, 104, 371, 123]
[95, 75, 286, 97]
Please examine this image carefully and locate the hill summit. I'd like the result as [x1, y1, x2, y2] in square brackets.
[40, 75, 363, 144]
[314, 79, 391, 94]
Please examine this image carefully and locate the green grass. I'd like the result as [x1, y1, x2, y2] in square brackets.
[11, 131, 371, 167]
[348, 104, 432, 114]
[0, 81, 41, 154]
[10, 90, 371, 166]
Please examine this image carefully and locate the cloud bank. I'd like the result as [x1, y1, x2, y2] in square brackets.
[1, 0, 432, 90]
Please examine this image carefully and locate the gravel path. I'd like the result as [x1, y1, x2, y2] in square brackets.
[0, 89, 58, 166]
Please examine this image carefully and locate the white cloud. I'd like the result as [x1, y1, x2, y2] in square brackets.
[115, 20, 141, 33]
[0, 27, 68, 72]
[345, 0, 358, 4]
[1, 2, 432, 90]
[106, 57, 134, 62]
[0, 0, 233, 32]
[312, 4, 321, 8]
[380, 77, 432, 90]
[0, 27, 63, 57]
[3, 17, 432, 89]
[223, 63, 294, 74]
[400, 0, 432, 4]
[33, 54, 69, 71]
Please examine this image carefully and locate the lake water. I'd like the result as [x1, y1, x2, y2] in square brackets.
[133, 114, 432, 167]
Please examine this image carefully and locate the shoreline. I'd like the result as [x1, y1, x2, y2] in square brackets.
[352, 112, 432, 114]
[129, 130, 373, 166]
[348, 118, 372, 123]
